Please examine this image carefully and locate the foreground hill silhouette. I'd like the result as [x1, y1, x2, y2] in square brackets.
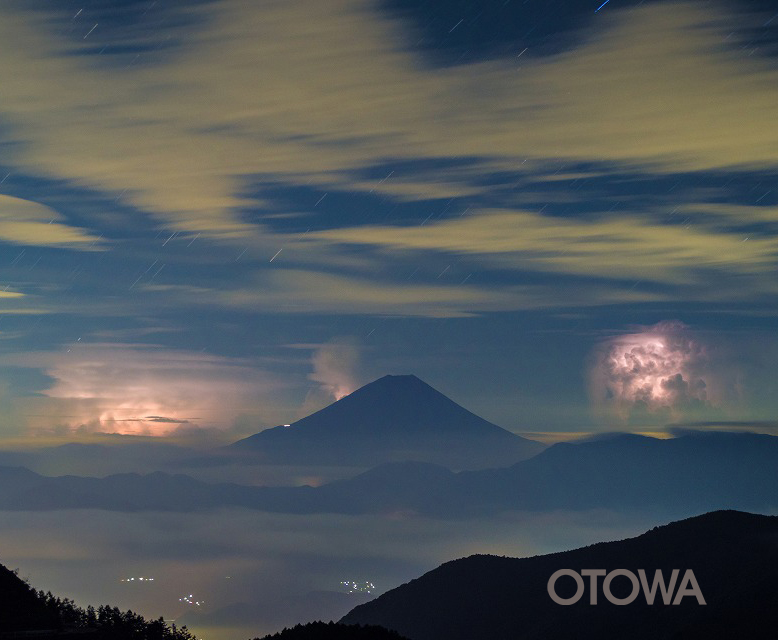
[341, 510, 778, 640]
[0, 563, 59, 632]
[230, 375, 544, 469]
[0, 559, 194, 639]
[253, 621, 409, 640]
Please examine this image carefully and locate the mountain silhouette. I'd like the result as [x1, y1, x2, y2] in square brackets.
[341, 510, 778, 639]
[231, 375, 544, 469]
[0, 559, 195, 639]
[282, 430, 778, 517]
[251, 621, 409, 640]
[180, 591, 379, 637]
[429, 430, 778, 516]
[1, 432, 777, 516]
[0, 562, 59, 632]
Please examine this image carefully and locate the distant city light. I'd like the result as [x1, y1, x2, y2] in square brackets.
[340, 580, 375, 594]
[179, 594, 205, 606]
[120, 577, 155, 582]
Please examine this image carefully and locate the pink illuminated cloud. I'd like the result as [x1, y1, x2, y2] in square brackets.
[589, 321, 716, 422]
[6, 344, 287, 436]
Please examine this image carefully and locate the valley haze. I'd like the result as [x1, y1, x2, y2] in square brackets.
[0, 375, 776, 638]
[0, 0, 777, 638]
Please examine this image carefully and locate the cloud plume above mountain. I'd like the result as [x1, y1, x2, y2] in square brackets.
[309, 339, 362, 402]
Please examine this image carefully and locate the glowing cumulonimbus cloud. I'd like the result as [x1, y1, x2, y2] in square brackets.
[589, 321, 712, 421]
[9, 344, 286, 437]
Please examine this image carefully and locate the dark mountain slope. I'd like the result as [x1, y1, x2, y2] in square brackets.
[231, 375, 544, 469]
[432, 431, 778, 516]
[342, 510, 778, 640]
[252, 621, 410, 639]
[314, 461, 455, 514]
[0, 563, 59, 631]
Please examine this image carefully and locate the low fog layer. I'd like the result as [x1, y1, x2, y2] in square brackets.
[0, 508, 667, 640]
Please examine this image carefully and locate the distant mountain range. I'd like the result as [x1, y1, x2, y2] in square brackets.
[0, 440, 196, 478]
[427, 430, 778, 516]
[230, 375, 545, 469]
[0, 431, 777, 516]
[341, 510, 778, 639]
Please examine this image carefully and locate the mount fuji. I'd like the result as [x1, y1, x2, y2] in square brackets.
[231, 374, 544, 470]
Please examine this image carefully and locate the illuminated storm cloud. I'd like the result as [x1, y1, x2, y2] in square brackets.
[591, 321, 710, 420]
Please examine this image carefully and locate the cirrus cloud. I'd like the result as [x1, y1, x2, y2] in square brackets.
[0, 194, 102, 248]
[0, 0, 777, 237]
[308, 207, 778, 298]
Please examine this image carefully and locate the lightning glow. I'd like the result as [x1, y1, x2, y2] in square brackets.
[590, 321, 712, 421]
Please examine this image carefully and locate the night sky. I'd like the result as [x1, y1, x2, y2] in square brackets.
[1, 0, 778, 443]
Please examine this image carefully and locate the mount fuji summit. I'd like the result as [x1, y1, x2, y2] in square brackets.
[231, 375, 545, 470]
